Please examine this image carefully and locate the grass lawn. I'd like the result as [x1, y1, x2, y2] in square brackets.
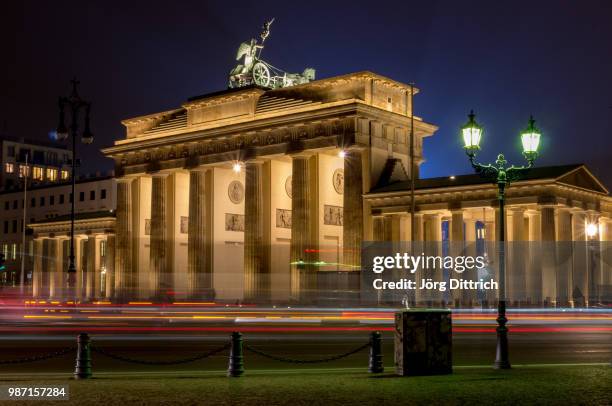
[4, 365, 611, 405]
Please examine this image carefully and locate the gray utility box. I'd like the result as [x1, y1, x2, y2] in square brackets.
[394, 309, 452, 376]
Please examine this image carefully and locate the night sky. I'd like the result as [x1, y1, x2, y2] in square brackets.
[2, 1, 611, 187]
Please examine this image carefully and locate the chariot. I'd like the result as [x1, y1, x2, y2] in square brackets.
[228, 19, 315, 89]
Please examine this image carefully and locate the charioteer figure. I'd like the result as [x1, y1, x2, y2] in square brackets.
[228, 19, 315, 89]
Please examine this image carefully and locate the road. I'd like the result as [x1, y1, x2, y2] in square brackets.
[0, 302, 609, 375]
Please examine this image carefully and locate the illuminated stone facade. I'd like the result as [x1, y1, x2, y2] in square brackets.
[30, 71, 612, 306]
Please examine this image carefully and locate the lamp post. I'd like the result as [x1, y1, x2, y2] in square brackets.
[56, 78, 94, 291]
[461, 111, 541, 369]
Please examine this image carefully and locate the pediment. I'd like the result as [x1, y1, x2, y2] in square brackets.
[556, 166, 608, 194]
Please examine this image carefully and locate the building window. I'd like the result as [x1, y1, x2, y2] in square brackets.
[3, 201, 8, 210]
[100, 240, 107, 257]
[46, 168, 58, 181]
[11, 244, 17, 260]
[32, 166, 44, 181]
[59, 194, 64, 204]
[79, 191, 85, 202]
[101, 189, 107, 199]
[12, 200, 17, 209]
[33, 150, 44, 164]
[5, 163, 14, 174]
[18, 165, 30, 178]
[40, 196, 45, 207]
[30, 197, 35, 208]
[3, 221, 8, 234]
[50, 195, 55, 206]
[7, 146, 15, 157]
[61, 170, 69, 180]
[90, 190, 95, 200]
[12, 220, 17, 233]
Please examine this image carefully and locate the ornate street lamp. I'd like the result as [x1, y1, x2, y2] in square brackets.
[56, 78, 93, 289]
[461, 111, 541, 369]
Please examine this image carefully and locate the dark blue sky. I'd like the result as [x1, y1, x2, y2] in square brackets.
[2, 0, 611, 187]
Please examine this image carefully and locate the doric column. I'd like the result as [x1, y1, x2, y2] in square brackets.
[372, 216, 386, 241]
[131, 175, 151, 300]
[343, 148, 364, 268]
[540, 206, 556, 305]
[413, 213, 424, 241]
[449, 210, 465, 306]
[450, 210, 464, 242]
[150, 174, 168, 298]
[48, 238, 62, 299]
[244, 161, 270, 301]
[187, 169, 213, 299]
[39, 239, 52, 298]
[114, 178, 133, 300]
[423, 213, 442, 304]
[556, 207, 573, 306]
[290, 154, 317, 300]
[527, 211, 542, 305]
[509, 208, 526, 304]
[571, 211, 588, 306]
[105, 234, 116, 299]
[85, 235, 102, 300]
[32, 238, 44, 297]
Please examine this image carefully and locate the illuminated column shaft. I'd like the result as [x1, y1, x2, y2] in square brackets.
[114, 178, 133, 300]
[105, 234, 116, 299]
[464, 217, 478, 306]
[85, 235, 101, 300]
[423, 213, 442, 304]
[48, 238, 63, 299]
[40, 239, 52, 298]
[539, 206, 556, 305]
[187, 169, 213, 298]
[509, 208, 526, 304]
[150, 174, 168, 298]
[32, 238, 44, 297]
[527, 211, 542, 305]
[372, 216, 386, 241]
[343, 148, 364, 268]
[449, 210, 465, 306]
[571, 211, 588, 306]
[556, 208, 572, 306]
[244, 161, 270, 301]
[290, 154, 318, 300]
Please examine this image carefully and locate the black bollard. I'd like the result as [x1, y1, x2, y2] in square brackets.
[368, 331, 384, 373]
[74, 333, 92, 379]
[227, 331, 244, 377]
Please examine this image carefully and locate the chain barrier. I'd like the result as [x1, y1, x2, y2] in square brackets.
[244, 341, 371, 364]
[90, 343, 230, 366]
[0, 346, 76, 365]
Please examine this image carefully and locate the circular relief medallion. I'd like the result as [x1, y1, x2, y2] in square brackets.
[285, 176, 292, 198]
[332, 168, 344, 195]
[228, 180, 244, 204]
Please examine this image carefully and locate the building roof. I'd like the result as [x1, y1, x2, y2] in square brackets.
[369, 163, 609, 195]
[0, 134, 69, 150]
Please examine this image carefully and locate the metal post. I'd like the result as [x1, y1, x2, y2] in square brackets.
[409, 83, 416, 243]
[67, 107, 78, 279]
[368, 331, 384, 373]
[494, 182, 510, 369]
[74, 333, 92, 379]
[227, 332, 244, 377]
